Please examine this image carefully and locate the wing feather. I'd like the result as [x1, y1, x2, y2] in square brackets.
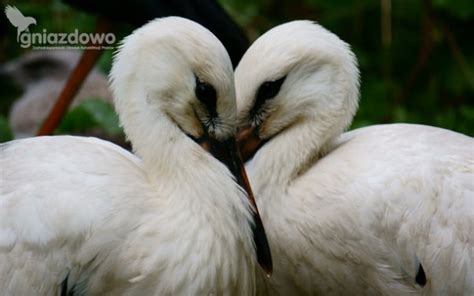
[0, 136, 147, 294]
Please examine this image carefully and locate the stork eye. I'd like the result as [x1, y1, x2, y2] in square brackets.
[250, 76, 286, 124]
[256, 76, 286, 103]
[195, 76, 217, 118]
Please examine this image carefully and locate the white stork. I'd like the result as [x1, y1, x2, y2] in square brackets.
[235, 20, 473, 295]
[0, 17, 272, 295]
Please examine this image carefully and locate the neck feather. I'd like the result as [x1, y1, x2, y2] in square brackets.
[250, 119, 339, 192]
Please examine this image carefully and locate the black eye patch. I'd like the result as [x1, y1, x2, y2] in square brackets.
[195, 76, 217, 118]
[257, 76, 286, 102]
[250, 76, 286, 120]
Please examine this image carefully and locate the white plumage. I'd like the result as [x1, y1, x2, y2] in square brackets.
[235, 20, 474, 295]
[1, 17, 264, 295]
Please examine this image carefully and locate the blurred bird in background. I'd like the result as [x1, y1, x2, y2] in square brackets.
[2, 50, 112, 138]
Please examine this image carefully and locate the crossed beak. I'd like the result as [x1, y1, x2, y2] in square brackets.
[236, 126, 265, 163]
[195, 133, 273, 276]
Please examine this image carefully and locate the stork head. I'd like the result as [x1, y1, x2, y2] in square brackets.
[111, 17, 238, 144]
[235, 21, 360, 161]
[110, 17, 272, 275]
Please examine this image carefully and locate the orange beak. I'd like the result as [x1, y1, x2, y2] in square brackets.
[236, 125, 265, 163]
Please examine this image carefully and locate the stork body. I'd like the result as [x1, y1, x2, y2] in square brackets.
[1, 17, 269, 295]
[249, 124, 473, 295]
[1, 136, 255, 295]
[235, 21, 474, 295]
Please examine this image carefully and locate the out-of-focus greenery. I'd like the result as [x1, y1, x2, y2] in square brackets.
[220, 0, 474, 135]
[1, 0, 96, 60]
[0, 0, 472, 142]
[0, 0, 128, 141]
[56, 99, 122, 135]
[0, 115, 13, 142]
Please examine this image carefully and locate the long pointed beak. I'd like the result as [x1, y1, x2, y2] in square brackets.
[204, 136, 273, 276]
[236, 125, 265, 163]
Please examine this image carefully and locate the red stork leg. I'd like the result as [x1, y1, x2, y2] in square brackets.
[37, 17, 112, 136]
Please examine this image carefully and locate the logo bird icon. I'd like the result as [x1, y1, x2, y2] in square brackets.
[4, 5, 36, 41]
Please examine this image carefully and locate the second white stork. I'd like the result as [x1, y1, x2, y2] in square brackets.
[235, 20, 473, 295]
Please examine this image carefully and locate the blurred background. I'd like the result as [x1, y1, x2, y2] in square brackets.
[0, 0, 473, 145]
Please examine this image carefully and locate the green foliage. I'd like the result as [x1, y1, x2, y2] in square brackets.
[434, 0, 474, 20]
[0, 79, 21, 117]
[56, 98, 123, 136]
[0, 116, 13, 142]
[0, 0, 125, 143]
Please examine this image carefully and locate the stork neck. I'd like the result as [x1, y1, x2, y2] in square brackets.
[123, 108, 253, 214]
[114, 119, 257, 294]
[251, 121, 334, 191]
[133, 123, 194, 180]
[126, 113, 255, 236]
[116, 93, 195, 180]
